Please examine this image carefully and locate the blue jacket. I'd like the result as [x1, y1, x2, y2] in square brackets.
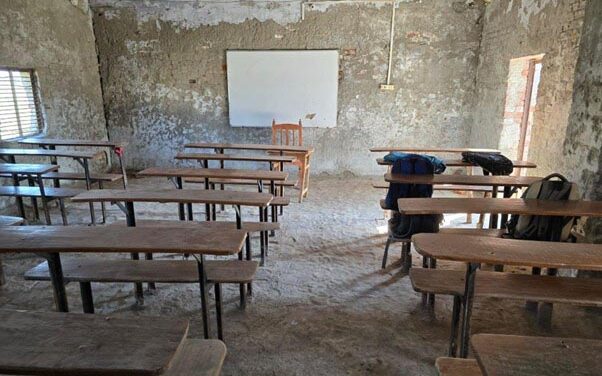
[384, 152, 446, 174]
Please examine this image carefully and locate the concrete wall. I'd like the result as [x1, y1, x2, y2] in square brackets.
[470, 0, 587, 176]
[0, 0, 107, 142]
[90, 0, 485, 175]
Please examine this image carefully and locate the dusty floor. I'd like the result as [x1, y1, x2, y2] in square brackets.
[1, 175, 601, 375]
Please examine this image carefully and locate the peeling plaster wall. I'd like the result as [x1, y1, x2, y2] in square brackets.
[470, 0, 587, 176]
[564, 0, 602, 243]
[91, 0, 485, 174]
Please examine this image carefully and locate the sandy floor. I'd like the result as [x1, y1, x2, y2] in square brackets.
[1, 175, 601, 375]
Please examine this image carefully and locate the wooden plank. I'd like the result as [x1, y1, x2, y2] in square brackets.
[0, 226, 245, 256]
[176, 152, 296, 163]
[385, 173, 540, 187]
[185, 142, 314, 154]
[435, 357, 482, 376]
[471, 334, 602, 376]
[397, 198, 602, 216]
[163, 339, 226, 376]
[0, 186, 84, 198]
[71, 188, 273, 207]
[0, 148, 96, 159]
[137, 167, 288, 181]
[19, 138, 127, 148]
[370, 147, 500, 153]
[0, 163, 58, 175]
[377, 158, 537, 168]
[410, 269, 602, 306]
[374, 183, 492, 192]
[412, 233, 602, 270]
[0, 309, 188, 376]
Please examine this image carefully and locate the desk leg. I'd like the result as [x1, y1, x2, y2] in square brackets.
[488, 185, 499, 229]
[459, 262, 478, 358]
[448, 295, 462, 357]
[428, 257, 437, 310]
[10, 166, 26, 219]
[48, 146, 61, 188]
[82, 159, 96, 225]
[37, 175, 52, 225]
[176, 177, 186, 221]
[219, 153, 225, 211]
[125, 202, 146, 301]
[235, 208, 249, 304]
[27, 177, 40, 221]
[203, 160, 211, 221]
[117, 152, 128, 189]
[270, 179, 277, 237]
[196, 255, 211, 339]
[46, 252, 68, 312]
[80, 282, 95, 314]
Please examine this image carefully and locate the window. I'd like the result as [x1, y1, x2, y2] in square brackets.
[0, 68, 43, 140]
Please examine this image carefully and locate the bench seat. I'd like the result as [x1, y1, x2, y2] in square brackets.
[435, 357, 482, 376]
[163, 339, 226, 376]
[0, 186, 84, 198]
[110, 219, 280, 233]
[376, 184, 491, 191]
[186, 177, 297, 187]
[25, 259, 259, 285]
[0, 172, 123, 182]
[410, 268, 602, 306]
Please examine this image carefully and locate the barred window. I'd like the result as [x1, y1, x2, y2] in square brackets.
[0, 68, 43, 140]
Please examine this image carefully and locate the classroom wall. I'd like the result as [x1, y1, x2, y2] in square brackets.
[90, 0, 485, 175]
[470, 0, 587, 176]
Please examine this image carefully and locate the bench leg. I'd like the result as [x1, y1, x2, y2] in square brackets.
[215, 283, 224, 341]
[58, 198, 68, 226]
[263, 207, 269, 259]
[82, 159, 96, 226]
[525, 267, 541, 312]
[448, 295, 462, 357]
[37, 176, 52, 225]
[428, 258, 437, 310]
[536, 268, 557, 329]
[46, 253, 68, 312]
[459, 263, 479, 358]
[176, 177, 186, 221]
[98, 181, 107, 224]
[402, 242, 412, 274]
[421, 257, 429, 307]
[80, 282, 95, 314]
[259, 208, 266, 266]
[246, 235, 253, 296]
[238, 250, 247, 310]
[382, 237, 392, 269]
[0, 258, 5, 286]
[131, 253, 144, 304]
[196, 255, 211, 339]
[27, 177, 40, 221]
[145, 253, 156, 290]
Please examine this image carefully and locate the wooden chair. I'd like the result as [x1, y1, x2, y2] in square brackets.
[271, 119, 311, 202]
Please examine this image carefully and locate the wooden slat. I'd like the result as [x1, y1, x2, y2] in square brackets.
[471, 334, 602, 376]
[0, 309, 188, 376]
[137, 167, 288, 181]
[385, 173, 540, 187]
[163, 339, 226, 376]
[19, 138, 127, 148]
[0, 186, 83, 198]
[71, 188, 273, 207]
[410, 269, 602, 306]
[185, 142, 314, 154]
[435, 357, 482, 376]
[0, 163, 58, 175]
[0, 148, 96, 159]
[412, 233, 602, 270]
[396, 198, 602, 216]
[376, 158, 537, 168]
[0, 226, 246, 256]
[370, 147, 500, 153]
[175, 152, 296, 163]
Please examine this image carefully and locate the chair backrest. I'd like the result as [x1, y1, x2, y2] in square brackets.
[272, 120, 303, 146]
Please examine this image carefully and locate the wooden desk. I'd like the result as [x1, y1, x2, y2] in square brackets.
[185, 142, 314, 154]
[19, 138, 129, 189]
[370, 147, 500, 153]
[396, 197, 602, 216]
[176, 152, 296, 164]
[413, 233, 602, 358]
[471, 334, 602, 376]
[377, 158, 537, 169]
[0, 309, 188, 376]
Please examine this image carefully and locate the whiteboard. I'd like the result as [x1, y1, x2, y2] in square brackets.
[227, 50, 339, 128]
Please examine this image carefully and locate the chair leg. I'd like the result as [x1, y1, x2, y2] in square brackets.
[382, 236, 392, 269]
[303, 157, 310, 198]
[298, 162, 305, 203]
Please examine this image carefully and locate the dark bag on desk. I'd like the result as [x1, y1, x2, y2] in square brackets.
[462, 152, 514, 176]
[504, 173, 579, 242]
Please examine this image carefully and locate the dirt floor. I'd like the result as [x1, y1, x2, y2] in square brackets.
[1, 175, 601, 375]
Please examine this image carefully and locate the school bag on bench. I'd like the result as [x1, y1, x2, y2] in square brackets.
[384, 154, 443, 239]
[462, 152, 514, 176]
[504, 173, 580, 242]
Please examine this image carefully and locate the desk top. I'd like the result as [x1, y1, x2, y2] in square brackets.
[377, 158, 537, 168]
[412, 233, 602, 270]
[0, 225, 245, 255]
[0, 163, 59, 175]
[185, 142, 314, 154]
[472, 334, 602, 376]
[138, 167, 288, 181]
[72, 188, 273, 207]
[0, 309, 188, 376]
[385, 173, 540, 187]
[18, 138, 126, 148]
[175, 152, 296, 163]
[0, 148, 96, 159]
[370, 147, 500, 153]
[396, 198, 602, 216]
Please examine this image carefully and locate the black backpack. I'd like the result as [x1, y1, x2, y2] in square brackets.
[462, 152, 514, 176]
[505, 173, 579, 242]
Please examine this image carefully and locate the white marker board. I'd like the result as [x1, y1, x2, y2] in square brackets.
[227, 50, 339, 128]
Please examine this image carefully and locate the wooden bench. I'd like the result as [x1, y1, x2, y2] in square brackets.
[0, 215, 24, 285]
[410, 268, 602, 356]
[163, 339, 226, 376]
[187, 177, 297, 187]
[26, 258, 258, 340]
[374, 183, 492, 193]
[435, 357, 482, 376]
[0, 171, 123, 182]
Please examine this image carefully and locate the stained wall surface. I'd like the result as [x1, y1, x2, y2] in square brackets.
[90, 0, 485, 174]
